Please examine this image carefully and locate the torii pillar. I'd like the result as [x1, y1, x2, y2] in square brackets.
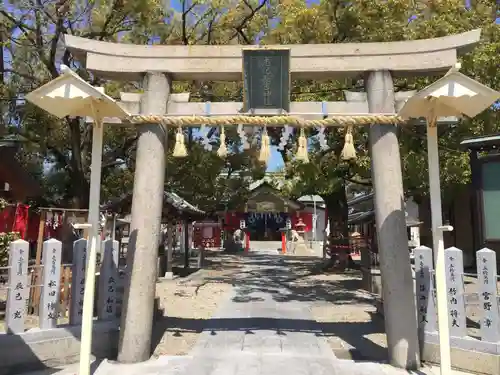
[117, 72, 170, 363]
[366, 71, 420, 369]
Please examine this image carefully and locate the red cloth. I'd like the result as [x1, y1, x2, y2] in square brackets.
[12, 204, 29, 239]
[0, 206, 15, 233]
[224, 212, 245, 230]
[0, 204, 31, 239]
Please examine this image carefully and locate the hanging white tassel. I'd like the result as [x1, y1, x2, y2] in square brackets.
[46, 211, 53, 226]
[295, 127, 309, 163]
[340, 125, 357, 161]
[217, 126, 228, 158]
[258, 127, 271, 163]
[172, 126, 188, 157]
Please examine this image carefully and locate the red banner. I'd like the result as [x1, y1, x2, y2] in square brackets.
[193, 221, 221, 248]
[0, 204, 31, 239]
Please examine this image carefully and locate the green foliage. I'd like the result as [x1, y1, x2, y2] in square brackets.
[0, 232, 19, 267]
[1, 0, 269, 211]
[270, 0, 500, 204]
[2, 0, 499, 218]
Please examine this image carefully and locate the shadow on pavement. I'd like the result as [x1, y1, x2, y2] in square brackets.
[152, 252, 388, 362]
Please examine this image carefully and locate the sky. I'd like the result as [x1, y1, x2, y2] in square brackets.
[167, 0, 499, 172]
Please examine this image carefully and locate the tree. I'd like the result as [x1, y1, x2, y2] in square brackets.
[1, 0, 270, 210]
[1, 1, 169, 207]
[3, 0, 499, 224]
[268, 0, 500, 242]
[162, 129, 266, 214]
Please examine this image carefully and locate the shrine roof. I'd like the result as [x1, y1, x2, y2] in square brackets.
[247, 182, 303, 210]
[348, 209, 421, 227]
[102, 190, 205, 219]
[460, 134, 500, 151]
[347, 193, 374, 206]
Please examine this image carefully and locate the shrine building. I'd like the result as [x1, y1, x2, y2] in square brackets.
[223, 180, 326, 242]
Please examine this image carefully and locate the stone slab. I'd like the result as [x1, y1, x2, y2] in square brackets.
[5, 240, 29, 334]
[0, 321, 118, 374]
[64, 30, 481, 81]
[39, 239, 62, 329]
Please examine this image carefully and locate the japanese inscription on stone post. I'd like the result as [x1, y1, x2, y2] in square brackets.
[242, 49, 290, 113]
[476, 248, 500, 342]
[413, 246, 437, 333]
[445, 247, 467, 337]
[39, 239, 62, 329]
[5, 240, 29, 334]
[69, 238, 88, 325]
[98, 239, 119, 320]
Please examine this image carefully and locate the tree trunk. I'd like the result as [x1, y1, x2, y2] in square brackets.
[67, 117, 90, 208]
[323, 184, 350, 271]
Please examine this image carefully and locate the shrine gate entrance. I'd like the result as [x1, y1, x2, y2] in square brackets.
[64, 30, 481, 370]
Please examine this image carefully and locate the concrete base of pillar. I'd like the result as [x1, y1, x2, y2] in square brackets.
[163, 272, 174, 280]
[420, 334, 500, 375]
[361, 268, 383, 298]
[0, 321, 117, 374]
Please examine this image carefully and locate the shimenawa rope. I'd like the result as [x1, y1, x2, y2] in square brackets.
[128, 114, 404, 127]
[130, 114, 405, 164]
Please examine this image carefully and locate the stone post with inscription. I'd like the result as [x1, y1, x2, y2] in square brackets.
[366, 70, 420, 369]
[444, 247, 467, 337]
[476, 248, 500, 342]
[98, 239, 119, 320]
[70, 238, 88, 325]
[118, 72, 170, 363]
[413, 246, 437, 334]
[5, 240, 29, 334]
[39, 239, 62, 329]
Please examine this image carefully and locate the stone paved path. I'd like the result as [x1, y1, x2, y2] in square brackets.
[158, 250, 415, 375]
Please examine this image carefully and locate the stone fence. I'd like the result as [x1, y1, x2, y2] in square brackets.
[1, 239, 123, 333]
[415, 246, 500, 374]
[0, 239, 123, 372]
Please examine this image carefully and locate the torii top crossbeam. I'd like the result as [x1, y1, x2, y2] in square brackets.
[64, 30, 481, 81]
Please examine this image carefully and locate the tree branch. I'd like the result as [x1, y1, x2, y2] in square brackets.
[229, 0, 269, 43]
[181, 0, 198, 45]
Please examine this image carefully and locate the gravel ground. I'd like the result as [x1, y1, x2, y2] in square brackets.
[302, 272, 389, 360]
[300, 270, 499, 358]
[0, 251, 242, 342]
[151, 251, 243, 356]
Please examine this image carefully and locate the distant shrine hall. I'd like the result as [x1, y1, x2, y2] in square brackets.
[223, 181, 325, 242]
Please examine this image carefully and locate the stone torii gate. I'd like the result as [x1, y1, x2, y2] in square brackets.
[65, 30, 481, 369]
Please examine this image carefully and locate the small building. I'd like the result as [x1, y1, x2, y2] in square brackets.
[296, 195, 327, 242]
[102, 190, 206, 255]
[405, 134, 500, 269]
[223, 181, 321, 242]
[450, 134, 500, 267]
[347, 192, 422, 251]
